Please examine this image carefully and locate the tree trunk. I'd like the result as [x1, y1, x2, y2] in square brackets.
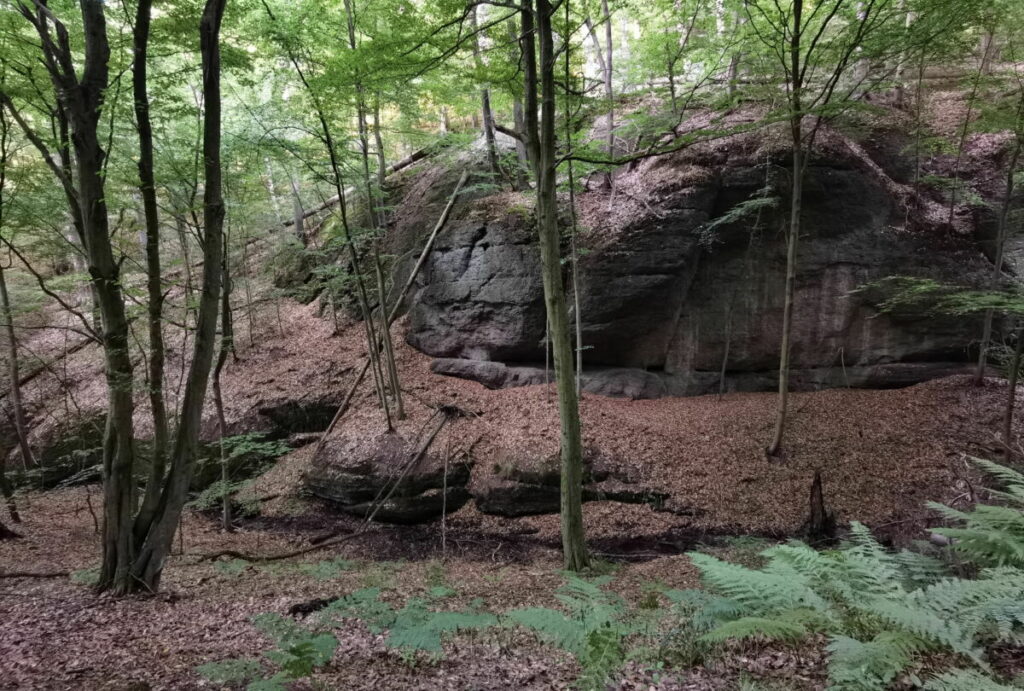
[0, 266, 32, 514]
[127, 0, 228, 592]
[1004, 326, 1023, 459]
[290, 175, 305, 244]
[0, 516, 19, 540]
[372, 93, 386, 191]
[507, 17, 531, 189]
[585, 4, 614, 188]
[471, 7, 500, 181]
[132, 0, 170, 542]
[24, 0, 144, 595]
[767, 0, 804, 458]
[976, 128, 1023, 384]
[524, 0, 589, 571]
[0, 108, 34, 475]
[213, 237, 233, 531]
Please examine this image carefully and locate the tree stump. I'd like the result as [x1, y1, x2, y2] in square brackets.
[805, 469, 836, 544]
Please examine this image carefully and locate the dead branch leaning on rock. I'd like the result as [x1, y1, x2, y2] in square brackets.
[306, 170, 470, 467]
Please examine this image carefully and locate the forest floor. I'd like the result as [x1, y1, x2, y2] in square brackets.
[3, 300, 1021, 689]
[2, 487, 831, 691]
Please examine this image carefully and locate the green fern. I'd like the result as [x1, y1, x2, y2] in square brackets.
[929, 457, 1024, 568]
[505, 574, 651, 689]
[826, 633, 921, 691]
[923, 668, 1022, 690]
[194, 613, 338, 689]
[320, 587, 497, 654]
[687, 513, 1024, 690]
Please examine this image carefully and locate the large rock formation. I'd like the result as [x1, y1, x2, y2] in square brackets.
[404, 128, 990, 398]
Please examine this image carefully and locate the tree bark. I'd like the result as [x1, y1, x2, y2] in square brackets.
[523, 0, 588, 571]
[976, 119, 1023, 384]
[373, 93, 386, 191]
[212, 237, 233, 531]
[128, 0, 228, 592]
[22, 0, 142, 594]
[132, 0, 170, 542]
[471, 6, 500, 181]
[0, 107, 34, 476]
[1004, 326, 1023, 459]
[767, 0, 804, 458]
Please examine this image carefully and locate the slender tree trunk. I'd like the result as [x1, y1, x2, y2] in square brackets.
[212, 237, 233, 531]
[976, 127, 1023, 384]
[128, 0, 228, 592]
[289, 175, 305, 244]
[264, 157, 284, 223]
[471, 7, 500, 181]
[947, 36, 995, 226]
[132, 0, 170, 541]
[767, 0, 804, 458]
[0, 266, 22, 522]
[585, 3, 614, 188]
[524, 0, 588, 570]
[342, 0, 379, 230]
[373, 93, 386, 191]
[0, 105, 34, 475]
[1004, 326, 1023, 459]
[374, 245, 403, 419]
[259, 0, 392, 423]
[22, 0, 144, 594]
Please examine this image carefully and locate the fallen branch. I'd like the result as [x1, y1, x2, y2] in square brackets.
[195, 529, 364, 563]
[306, 171, 469, 467]
[281, 147, 432, 229]
[0, 569, 69, 579]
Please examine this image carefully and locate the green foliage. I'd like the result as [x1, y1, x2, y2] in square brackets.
[296, 557, 356, 582]
[196, 658, 263, 685]
[929, 458, 1024, 569]
[857, 276, 1024, 319]
[321, 587, 496, 655]
[699, 185, 780, 248]
[221, 433, 292, 463]
[70, 566, 100, 587]
[215, 558, 249, 577]
[189, 433, 290, 515]
[924, 669, 1023, 690]
[195, 613, 338, 689]
[686, 507, 1024, 690]
[505, 574, 653, 689]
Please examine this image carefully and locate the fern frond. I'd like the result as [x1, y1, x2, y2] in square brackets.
[893, 549, 949, 588]
[969, 457, 1024, 492]
[701, 611, 814, 644]
[688, 552, 832, 615]
[856, 597, 979, 663]
[506, 607, 587, 656]
[826, 632, 922, 691]
[923, 668, 1021, 691]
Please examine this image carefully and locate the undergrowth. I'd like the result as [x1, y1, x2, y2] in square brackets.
[196, 457, 1024, 690]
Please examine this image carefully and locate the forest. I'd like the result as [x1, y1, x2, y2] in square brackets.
[2, 0, 1024, 688]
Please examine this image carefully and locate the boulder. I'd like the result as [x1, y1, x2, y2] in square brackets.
[471, 452, 674, 517]
[305, 430, 471, 524]
[405, 135, 989, 397]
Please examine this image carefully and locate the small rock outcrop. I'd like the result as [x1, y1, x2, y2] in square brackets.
[305, 431, 471, 524]
[471, 455, 676, 518]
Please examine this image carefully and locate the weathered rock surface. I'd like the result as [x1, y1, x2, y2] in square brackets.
[471, 453, 677, 517]
[305, 431, 471, 524]
[405, 216, 547, 361]
[406, 133, 990, 397]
